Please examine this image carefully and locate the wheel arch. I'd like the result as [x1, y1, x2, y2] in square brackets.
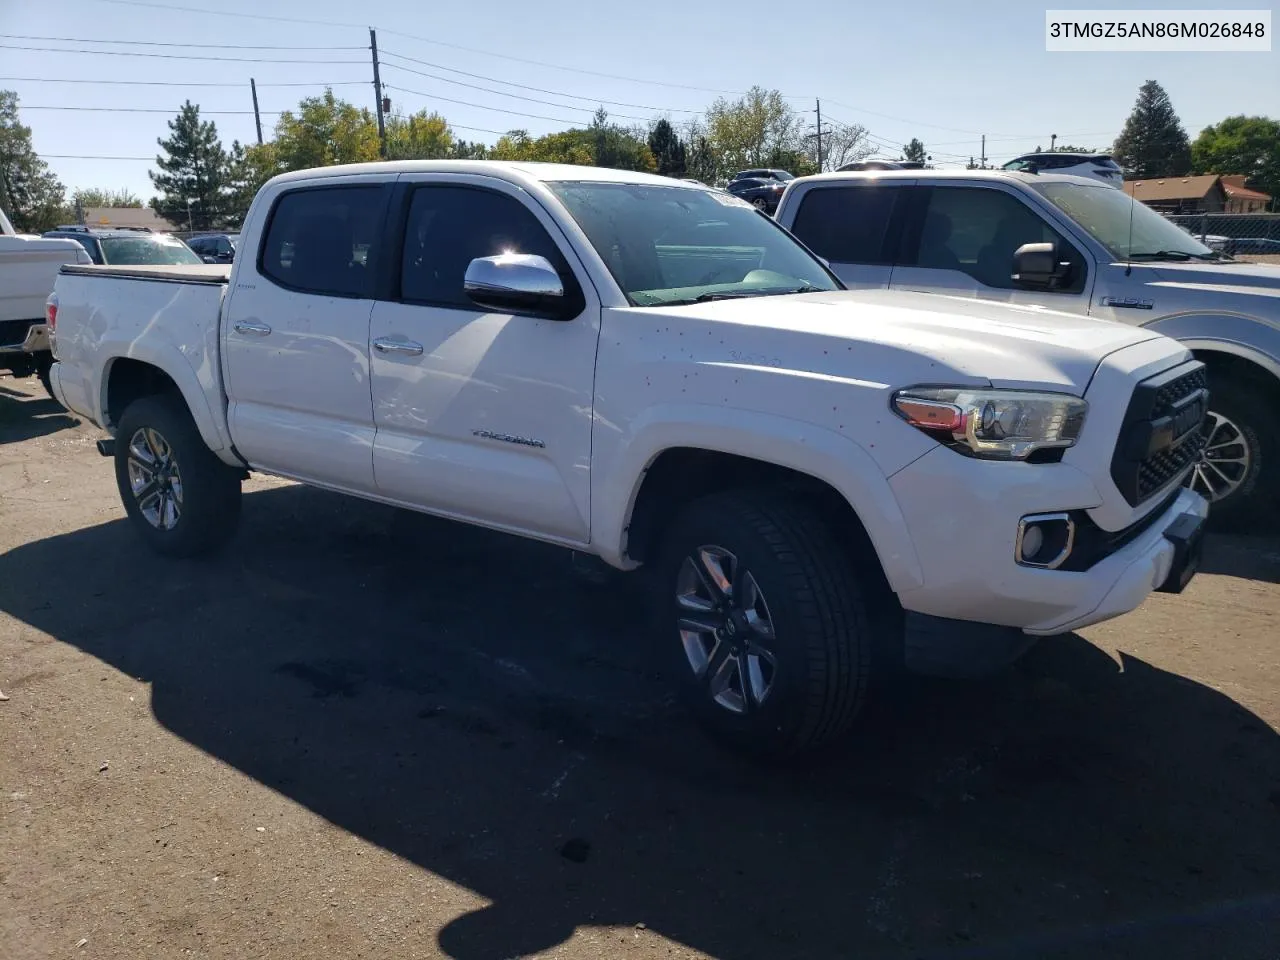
[101, 354, 230, 457]
[595, 410, 925, 594]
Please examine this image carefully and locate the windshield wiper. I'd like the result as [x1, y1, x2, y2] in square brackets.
[694, 292, 750, 302]
[1127, 250, 1195, 261]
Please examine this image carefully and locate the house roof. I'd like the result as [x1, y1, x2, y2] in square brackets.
[81, 206, 179, 230]
[1218, 175, 1272, 202]
[1122, 175, 1223, 202]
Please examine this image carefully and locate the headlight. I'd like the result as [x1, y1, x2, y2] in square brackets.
[891, 386, 1087, 461]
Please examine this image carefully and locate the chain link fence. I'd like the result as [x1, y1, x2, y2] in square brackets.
[1164, 213, 1280, 264]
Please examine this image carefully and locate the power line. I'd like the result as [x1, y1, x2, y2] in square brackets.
[0, 76, 368, 88]
[0, 33, 363, 50]
[22, 105, 284, 115]
[382, 84, 583, 127]
[41, 154, 154, 160]
[0, 42, 366, 64]
[381, 60, 651, 123]
[380, 50, 702, 115]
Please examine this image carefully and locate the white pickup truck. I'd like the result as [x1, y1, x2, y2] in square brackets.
[775, 169, 1280, 527]
[0, 207, 90, 394]
[48, 161, 1209, 757]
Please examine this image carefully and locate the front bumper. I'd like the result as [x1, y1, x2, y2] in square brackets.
[888, 446, 1209, 637]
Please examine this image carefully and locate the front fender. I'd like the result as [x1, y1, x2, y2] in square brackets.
[592, 403, 925, 593]
[1143, 313, 1280, 382]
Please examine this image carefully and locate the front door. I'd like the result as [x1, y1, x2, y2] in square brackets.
[368, 177, 601, 545]
[889, 184, 1092, 312]
[222, 179, 392, 492]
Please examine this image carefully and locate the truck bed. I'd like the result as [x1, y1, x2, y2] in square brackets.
[59, 263, 232, 285]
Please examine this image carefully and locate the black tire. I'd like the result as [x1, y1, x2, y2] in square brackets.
[113, 394, 243, 557]
[656, 490, 872, 759]
[34, 354, 55, 401]
[1192, 373, 1279, 531]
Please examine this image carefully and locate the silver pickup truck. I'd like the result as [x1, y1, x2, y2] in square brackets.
[776, 169, 1280, 528]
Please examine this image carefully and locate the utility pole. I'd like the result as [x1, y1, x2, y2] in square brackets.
[980, 134, 986, 169]
[370, 28, 387, 159]
[1050, 132, 1057, 151]
[250, 78, 263, 146]
[815, 99, 823, 171]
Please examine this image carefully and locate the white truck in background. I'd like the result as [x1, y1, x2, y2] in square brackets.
[47, 161, 1208, 758]
[0, 207, 91, 395]
[775, 169, 1280, 528]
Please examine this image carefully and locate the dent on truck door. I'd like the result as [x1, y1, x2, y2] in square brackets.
[367, 180, 599, 544]
[223, 182, 391, 492]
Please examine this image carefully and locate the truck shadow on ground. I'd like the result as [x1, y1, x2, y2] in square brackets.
[0, 379, 79, 444]
[2, 483, 1279, 960]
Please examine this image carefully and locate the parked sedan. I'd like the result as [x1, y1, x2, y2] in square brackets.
[724, 177, 787, 214]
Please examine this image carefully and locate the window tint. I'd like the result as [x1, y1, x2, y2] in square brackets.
[789, 185, 902, 265]
[910, 186, 1082, 290]
[216, 237, 234, 255]
[187, 238, 207, 254]
[260, 186, 384, 297]
[399, 186, 574, 310]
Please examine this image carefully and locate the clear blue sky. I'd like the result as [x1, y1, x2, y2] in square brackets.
[1, 0, 1276, 199]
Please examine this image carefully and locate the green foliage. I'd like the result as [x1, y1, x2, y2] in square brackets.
[272, 89, 381, 171]
[490, 113, 655, 171]
[1191, 115, 1280, 203]
[648, 119, 687, 177]
[705, 87, 804, 175]
[0, 90, 68, 233]
[149, 100, 235, 230]
[902, 138, 928, 164]
[386, 110, 455, 160]
[1112, 80, 1190, 178]
[72, 187, 142, 208]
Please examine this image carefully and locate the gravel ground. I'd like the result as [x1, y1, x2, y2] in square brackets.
[2, 375, 1279, 960]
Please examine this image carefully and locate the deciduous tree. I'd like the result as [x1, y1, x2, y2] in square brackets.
[1191, 115, 1280, 204]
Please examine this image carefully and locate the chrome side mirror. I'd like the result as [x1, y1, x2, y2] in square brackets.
[463, 253, 568, 317]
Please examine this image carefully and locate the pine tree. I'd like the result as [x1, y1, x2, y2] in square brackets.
[902, 138, 928, 164]
[149, 101, 232, 230]
[1112, 81, 1191, 178]
[648, 119, 687, 177]
[0, 90, 68, 233]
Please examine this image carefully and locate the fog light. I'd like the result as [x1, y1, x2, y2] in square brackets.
[1016, 513, 1075, 569]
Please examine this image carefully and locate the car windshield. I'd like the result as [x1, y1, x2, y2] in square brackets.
[99, 235, 204, 265]
[1034, 181, 1221, 260]
[546, 181, 840, 307]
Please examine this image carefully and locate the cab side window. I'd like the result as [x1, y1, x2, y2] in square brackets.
[260, 186, 385, 298]
[399, 185, 582, 313]
[909, 186, 1085, 292]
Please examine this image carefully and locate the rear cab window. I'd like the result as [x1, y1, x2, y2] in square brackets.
[788, 184, 906, 265]
[259, 186, 387, 298]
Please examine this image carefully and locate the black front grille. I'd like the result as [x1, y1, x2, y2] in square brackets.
[0, 318, 37, 347]
[1111, 359, 1209, 506]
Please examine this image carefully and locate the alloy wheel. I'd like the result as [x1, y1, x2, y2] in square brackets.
[126, 427, 184, 530]
[1190, 410, 1251, 503]
[675, 545, 778, 714]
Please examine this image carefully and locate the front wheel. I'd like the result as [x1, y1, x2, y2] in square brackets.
[657, 491, 872, 759]
[1189, 376, 1277, 529]
[114, 394, 243, 557]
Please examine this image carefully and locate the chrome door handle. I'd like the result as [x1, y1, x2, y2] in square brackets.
[373, 337, 424, 356]
[233, 320, 272, 336]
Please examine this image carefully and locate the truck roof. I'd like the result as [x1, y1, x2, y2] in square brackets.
[266, 160, 703, 190]
[787, 168, 1106, 188]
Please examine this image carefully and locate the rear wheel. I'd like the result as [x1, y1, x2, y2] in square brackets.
[114, 394, 243, 557]
[657, 490, 872, 758]
[1189, 375, 1277, 529]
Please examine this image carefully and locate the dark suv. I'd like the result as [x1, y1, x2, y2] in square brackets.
[42, 226, 203, 266]
[729, 168, 795, 185]
[187, 233, 239, 263]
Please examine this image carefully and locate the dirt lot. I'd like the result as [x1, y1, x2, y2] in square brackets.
[2, 375, 1279, 960]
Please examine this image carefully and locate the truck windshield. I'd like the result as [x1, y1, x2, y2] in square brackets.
[1034, 182, 1220, 261]
[99, 235, 204, 266]
[546, 181, 841, 306]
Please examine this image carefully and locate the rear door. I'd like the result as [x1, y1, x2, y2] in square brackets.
[221, 177, 393, 492]
[367, 175, 601, 545]
[781, 181, 911, 288]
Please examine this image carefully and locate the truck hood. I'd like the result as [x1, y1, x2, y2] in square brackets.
[1143, 260, 1280, 307]
[640, 288, 1170, 393]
